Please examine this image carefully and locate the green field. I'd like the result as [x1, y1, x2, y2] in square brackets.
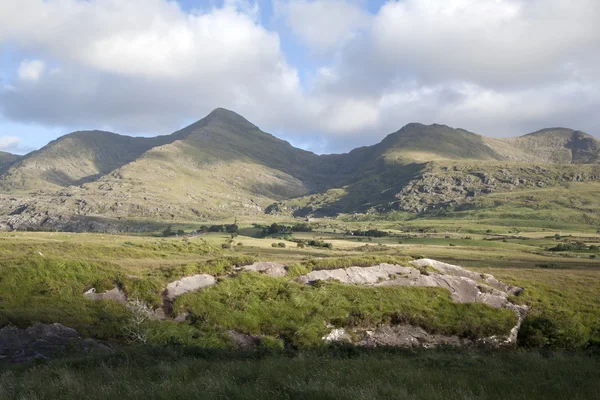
[1, 219, 599, 398]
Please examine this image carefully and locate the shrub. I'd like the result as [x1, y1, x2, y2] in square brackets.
[225, 224, 239, 234]
[519, 311, 590, 349]
[549, 242, 588, 252]
[291, 223, 313, 232]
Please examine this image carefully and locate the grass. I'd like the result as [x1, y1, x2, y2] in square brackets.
[175, 273, 517, 348]
[1, 347, 599, 400]
[487, 269, 600, 348]
[1, 226, 600, 350]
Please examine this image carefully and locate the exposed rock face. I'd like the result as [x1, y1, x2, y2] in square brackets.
[410, 259, 523, 296]
[391, 163, 600, 213]
[297, 264, 407, 286]
[298, 258, 528, 347]
[84, 287, 127, 303]
[0, 323, 111, 363]
[240, 262, 287, 277]
[164, 274, 216, 300]
[297, 259, 521, 310]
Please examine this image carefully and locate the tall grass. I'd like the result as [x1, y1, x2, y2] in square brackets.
[1, 347, 598, 400]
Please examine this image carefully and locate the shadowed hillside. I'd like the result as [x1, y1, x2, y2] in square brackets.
[0, 151, 20, 172]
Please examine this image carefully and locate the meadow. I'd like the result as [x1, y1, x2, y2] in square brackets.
[1, 217, 599, 398]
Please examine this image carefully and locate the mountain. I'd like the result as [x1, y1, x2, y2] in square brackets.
[0, 108, 599, 231]
[0, 151, 20, 171]
[482, 128, 600, 164]
[0, 131, 177, 192]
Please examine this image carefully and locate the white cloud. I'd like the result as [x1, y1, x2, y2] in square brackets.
[0, 0, 598, 154]
[17, 59, 45, 82]
[371, 0, 600, 86]
[276, 0, 370, 53]
[0, 0, 282, 80]
[0, 136, 20, 151]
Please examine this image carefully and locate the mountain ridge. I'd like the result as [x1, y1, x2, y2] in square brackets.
[0, 108, 599, 230]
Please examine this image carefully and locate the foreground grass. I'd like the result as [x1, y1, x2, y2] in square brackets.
[1, 347, 598, 400]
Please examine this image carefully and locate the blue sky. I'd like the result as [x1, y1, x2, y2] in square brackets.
[0, 0, 599, 154]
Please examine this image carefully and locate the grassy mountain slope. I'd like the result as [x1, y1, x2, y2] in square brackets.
[81, 109, 338, 217]
[0, 109, 343, 228]
[375, 123, 504, 163]
[266, 125, 600, 218]
[0, 131, 174, 192]
[0, 109, 599, 230]
[485, 128, 600, 164]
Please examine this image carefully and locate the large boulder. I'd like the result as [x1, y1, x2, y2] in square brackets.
[297, 260, 521, 310]
[164, 274, 216, 300]
[0, 323, 111, 363]
[241, 262, 287, 277]
[297, 258, 528, 346]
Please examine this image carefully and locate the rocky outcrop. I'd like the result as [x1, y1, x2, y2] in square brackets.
[299, 258, 528, 346]
[297, 259, 521, 310]
[164, 274, 216, 300]
[0, 323, 111, 363]
[240, 262, 287, 277]
[391, 163, 600, 213]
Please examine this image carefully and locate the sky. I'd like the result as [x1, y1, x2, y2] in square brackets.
[0, 0, 599, 155]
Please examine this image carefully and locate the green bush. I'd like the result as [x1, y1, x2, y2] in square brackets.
[519, 311, 590, 349]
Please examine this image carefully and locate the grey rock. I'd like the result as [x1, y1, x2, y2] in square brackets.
[322, 328, 352, 343]
[357, 325, 466, 348]
[83, 287, 127, 304]
[165, 274, 216, 300]
[298, 258, 528, 346]
[241, 262, 287, 277]
[226, 330, 261, 350]
[0, 323, 111, 363]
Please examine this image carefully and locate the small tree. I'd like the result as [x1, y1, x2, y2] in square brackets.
[122, 299, 151, 344]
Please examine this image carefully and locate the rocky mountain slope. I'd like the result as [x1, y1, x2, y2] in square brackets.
[0, 109, 598, 230]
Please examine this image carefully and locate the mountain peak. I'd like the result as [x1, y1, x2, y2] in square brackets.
[206, 108, 256, 127]
[378, 122, 501, 162]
